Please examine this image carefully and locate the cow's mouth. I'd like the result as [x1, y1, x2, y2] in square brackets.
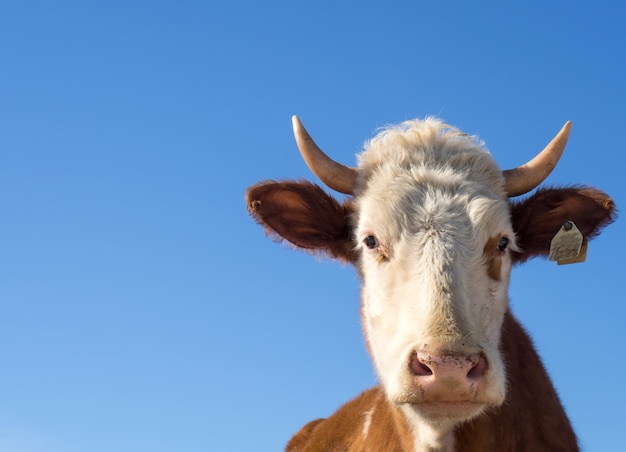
[408, 401, 486, 421]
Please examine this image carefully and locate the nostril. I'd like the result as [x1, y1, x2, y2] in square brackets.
[409, 353, 433, 376]
[467, 355, 488, 380]
[410, 352, 489, 381]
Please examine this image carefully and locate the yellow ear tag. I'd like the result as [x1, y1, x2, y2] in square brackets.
[549, 221, 586, 265]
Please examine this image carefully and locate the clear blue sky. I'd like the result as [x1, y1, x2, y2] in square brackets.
[1, 1, 624, 451]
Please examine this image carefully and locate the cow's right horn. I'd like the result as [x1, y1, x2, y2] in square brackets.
[292, 115, 358, 195]
[503, 121, 572, 197]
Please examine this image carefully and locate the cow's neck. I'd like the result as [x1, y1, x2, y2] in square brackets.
[390, 398, 458, 452]
[408, 422, 456, 452]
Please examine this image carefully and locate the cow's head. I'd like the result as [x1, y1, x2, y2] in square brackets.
[246, 116, 614, 436]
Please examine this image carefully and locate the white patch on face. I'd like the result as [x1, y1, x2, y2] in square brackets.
[352, 119, 514, 433]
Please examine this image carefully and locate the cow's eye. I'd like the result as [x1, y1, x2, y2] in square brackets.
[363, 235, 379, 250]
[497, 237, 509, 252]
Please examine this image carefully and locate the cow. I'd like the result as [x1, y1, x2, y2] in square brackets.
[246, 115, 615, 451]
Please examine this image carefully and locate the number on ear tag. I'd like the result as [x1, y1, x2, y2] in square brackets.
[557, 238, 588, 265]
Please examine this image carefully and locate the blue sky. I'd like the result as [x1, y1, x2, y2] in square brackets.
[1, 1, 624, 451]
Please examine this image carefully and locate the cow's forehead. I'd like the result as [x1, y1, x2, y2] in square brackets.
[356, 183, 513, 251]
[352, 118, 513, 247]
[354, 118, 507, 201]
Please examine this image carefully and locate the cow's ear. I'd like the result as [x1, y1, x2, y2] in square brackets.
[510, 187, 616, 263]
[246, 180, 356, 263]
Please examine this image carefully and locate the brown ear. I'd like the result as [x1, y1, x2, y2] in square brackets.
[246, 181, 356, 262]
[510, 187, 616, 263]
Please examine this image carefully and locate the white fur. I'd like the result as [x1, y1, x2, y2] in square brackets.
[352, 118, 516, 447]
[361, 407, 374, 439]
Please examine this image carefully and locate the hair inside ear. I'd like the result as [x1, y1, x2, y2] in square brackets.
[246, 180, 356, 262]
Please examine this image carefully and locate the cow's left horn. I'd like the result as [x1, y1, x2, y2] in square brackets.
[503, 121, 572, 197]
[292, 115, 358, 195]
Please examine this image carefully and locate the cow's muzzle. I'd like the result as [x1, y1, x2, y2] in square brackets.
[408, 351, 488, 402]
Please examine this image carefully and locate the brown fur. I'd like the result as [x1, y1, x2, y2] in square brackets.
[246, 181, 615, 451]
[286, 387, 414, 452]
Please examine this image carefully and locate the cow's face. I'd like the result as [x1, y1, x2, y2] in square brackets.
[246, 115, 614, 438]
[353, 120, 512, 425]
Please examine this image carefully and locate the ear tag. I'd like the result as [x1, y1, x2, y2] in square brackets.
[549, 221, 586, 264]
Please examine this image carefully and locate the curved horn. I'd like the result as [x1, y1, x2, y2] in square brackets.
[503, 121, 572, 197]
[292, 115, 358, 195]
